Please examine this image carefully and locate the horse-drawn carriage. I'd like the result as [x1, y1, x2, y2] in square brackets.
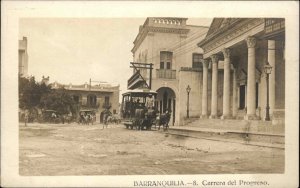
[121, 89, 170, 130]
[42, 110, 61, 123]
[78, 110, 96, 125]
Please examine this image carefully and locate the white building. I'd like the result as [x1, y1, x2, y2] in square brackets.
[198, 18, 285, 124]
[19, 37, 28, 77]
[129, 17, 285, 127]
[129, 17, 209, 125]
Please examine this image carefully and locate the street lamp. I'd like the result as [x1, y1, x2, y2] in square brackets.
[264, 62, 272, 121]
[186, 85, 191, 118]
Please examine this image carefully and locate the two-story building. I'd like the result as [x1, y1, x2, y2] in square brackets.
[44, 77, 120, 114]
[129, 17, 209, 125]
[128, 17, 285, 127]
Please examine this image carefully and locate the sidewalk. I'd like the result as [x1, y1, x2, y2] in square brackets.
[169, 125, 284, 136]
[167, 124, 285, 149]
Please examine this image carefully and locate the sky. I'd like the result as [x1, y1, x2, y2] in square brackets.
[19, 18, 213, 95]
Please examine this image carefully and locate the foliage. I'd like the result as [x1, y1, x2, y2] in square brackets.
[19, 76, 51, 110]
[19, 76, 78, 115]
[40, 88, 78, 115]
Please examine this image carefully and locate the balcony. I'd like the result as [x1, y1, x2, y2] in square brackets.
[265, 18, 285, 37]
[156, 69, 176, 79]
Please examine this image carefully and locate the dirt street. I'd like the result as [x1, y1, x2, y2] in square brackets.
[19, 123, 284, 175]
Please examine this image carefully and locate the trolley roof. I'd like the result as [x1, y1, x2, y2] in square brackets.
[122, 89, 157, 96]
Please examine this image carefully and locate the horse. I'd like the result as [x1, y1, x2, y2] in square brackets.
[156, 111, 171, 131]
[134, 108, 146, 130]
[87, 114, 95, 125]
[65, 115, 73, 124]
[78, 114, 89, 125]
[106, 114, 121, 124]
[106, 115, 113, 124]
[102, 113, 111, 129]
[133, 108, 157, 130]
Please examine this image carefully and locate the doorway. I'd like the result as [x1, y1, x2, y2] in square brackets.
[239, 85, 246, 109]
[163, 91, 168, 113]
[156, 87, 176, 125]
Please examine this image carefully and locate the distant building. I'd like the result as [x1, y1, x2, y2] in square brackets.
[129, 17, 209, 125]
[49, 79, 120, 114]
[19, 37, 28, 77]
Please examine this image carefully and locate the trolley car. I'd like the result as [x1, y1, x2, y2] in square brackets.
[121, 89, 157, 130]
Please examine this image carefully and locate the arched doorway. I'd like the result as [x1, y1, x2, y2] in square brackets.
[156, 87, 176, 126]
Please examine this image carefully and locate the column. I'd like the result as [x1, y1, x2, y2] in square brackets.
[232, 68, 237, 117]
[210, 54, 219, 119]
[221, 48, 231, 119]
[268, 40, 275, 116]
[245, 36, 257, 119]
[201, 59, 209, 118]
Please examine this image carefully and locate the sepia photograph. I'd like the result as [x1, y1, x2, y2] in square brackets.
[18, 17, 285, 176]
[1, 1, 299, 187]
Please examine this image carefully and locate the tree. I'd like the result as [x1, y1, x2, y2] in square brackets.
[40, 88, 77, 115]
[19, 76, 78, 117]
[19, 76, 51, 110]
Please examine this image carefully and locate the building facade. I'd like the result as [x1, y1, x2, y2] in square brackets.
[129, 17, 209, 125]
[129, 17, 285, 126]
[19, 37, 28, 77]
[48, 79, 120, 114]
[197, 18, 285, 124]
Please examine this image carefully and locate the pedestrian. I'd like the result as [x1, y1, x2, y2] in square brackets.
[103, 113, 108, 129]
[24, 111, 29, 127]
[61, 114, 65, 124]
[145, 94, 154, 109]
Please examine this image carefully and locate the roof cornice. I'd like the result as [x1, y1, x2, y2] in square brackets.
[197, 18, 264, 56]
[131, 26, 190, 53]
[198, 19, 246, 48]
[131, 17, 190, 53]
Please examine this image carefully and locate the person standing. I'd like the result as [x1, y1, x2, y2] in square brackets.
[24, 110, 29, 127]
[145, 95, 154, 109]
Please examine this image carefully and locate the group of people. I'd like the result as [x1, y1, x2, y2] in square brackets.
[79, 112, 95, 125]
[77, 109, 121, 128]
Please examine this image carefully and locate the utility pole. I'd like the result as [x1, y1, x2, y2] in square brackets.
[89, 78, 91, 91]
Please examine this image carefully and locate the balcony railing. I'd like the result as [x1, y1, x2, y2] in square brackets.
[265, 18, 285, 35]
[156, 69, 176, 79]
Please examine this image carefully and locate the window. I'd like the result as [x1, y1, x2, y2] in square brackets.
[87, 94, 97, 107]
[160, 62, 164, 69]
[160, 51, 173, 69]
[166, 62, 171, 69]
[192, 53, 203, 68]
[105, 96, 110, 106]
